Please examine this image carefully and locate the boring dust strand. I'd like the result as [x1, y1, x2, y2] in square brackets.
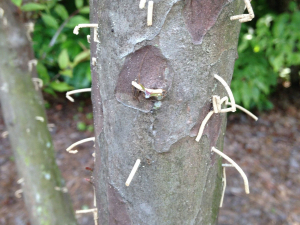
[212, 147, 250, 194]
[125, 159, 141, 186]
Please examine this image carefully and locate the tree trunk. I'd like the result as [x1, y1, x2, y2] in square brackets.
[91, 0, 244, 224]
[0, 1, 77, 224]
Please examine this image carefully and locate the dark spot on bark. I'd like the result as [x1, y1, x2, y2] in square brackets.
[111, 29, 114, 32]
[183, 0, 228, 44]
[107, 184, 131, 225]
[115, 45, 174, 112]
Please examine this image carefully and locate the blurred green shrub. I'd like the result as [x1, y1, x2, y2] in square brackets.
[13, 0, 91, 95]
[232, 2, 300, 110]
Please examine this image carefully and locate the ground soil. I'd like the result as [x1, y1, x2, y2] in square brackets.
[0, 87, 299, 225]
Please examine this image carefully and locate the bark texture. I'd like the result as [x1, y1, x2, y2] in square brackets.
[91, 0, 244, 224]
[0, 1, 77, 225]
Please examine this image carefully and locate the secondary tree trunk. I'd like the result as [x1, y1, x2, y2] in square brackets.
[91, 0, 244, 224]
[0, 1, 77, 224]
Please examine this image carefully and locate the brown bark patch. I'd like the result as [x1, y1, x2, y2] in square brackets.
[107, 184, 131, 225]
[183, 0, 228, 44]
[115, 45, 174, 112]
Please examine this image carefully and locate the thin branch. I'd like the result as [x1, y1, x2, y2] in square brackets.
[49, 9, 80, 47]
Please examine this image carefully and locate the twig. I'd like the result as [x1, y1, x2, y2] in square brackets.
[211, 147, 250, 194]
[125, 159, 141, 186]
[66, 137, 95, 154]
[66, 88, 92, 102]
[49, 9, 80, 47]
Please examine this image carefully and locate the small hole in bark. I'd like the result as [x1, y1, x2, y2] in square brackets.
[111, 29, 114, 32]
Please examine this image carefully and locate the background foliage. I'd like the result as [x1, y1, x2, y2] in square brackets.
[232, 0, 300, 110]
[12, 0, 91, 95]
[13, 0, 300, 110]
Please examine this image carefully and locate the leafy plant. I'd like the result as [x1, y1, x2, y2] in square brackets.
[232, 2, 300, 110]
[13, 0, 91, 95]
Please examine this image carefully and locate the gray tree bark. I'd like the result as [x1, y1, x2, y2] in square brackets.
[0, 1, 77, 224]
[91, 0, 244, 224]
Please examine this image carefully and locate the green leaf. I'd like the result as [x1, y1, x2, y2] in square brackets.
[21, 3, 47, 11]
[11, 0, 22, 7]
[79, 6, 90, 14]
[77, 122, 86, 131]
[58, 49, 70, 69]
[41, 13, 59, 29]
[49, 82, 73, 92]
[75, 0, 84, 9]
[254, 79, 269, 94]
[272, 13, 289, 38]
[54, 4, 69, 20]
[270, 54, 284, 72]
[36, 62, 50, 84]
[43, 87, 57, 96]
[87, 125, 94, 132]
[73, 50, 90, 66]
[66, 15, 90, 28]
[59, 69, 73, 77]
